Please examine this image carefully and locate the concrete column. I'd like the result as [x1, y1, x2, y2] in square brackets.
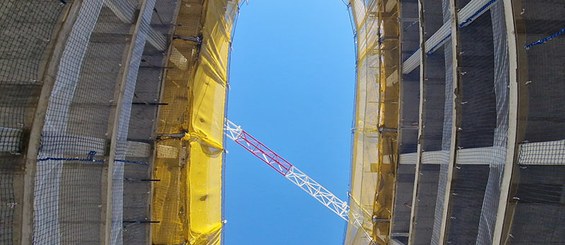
[437, 0, 462, 243]
[492, 0, 522, 243]
[407, 0, 426, 243]
[20, 2, 82, 244]
[101, 0, 156, 244]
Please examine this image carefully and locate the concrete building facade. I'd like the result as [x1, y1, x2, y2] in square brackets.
[345, 0, 565, 244]
[0, 0, 563, 244]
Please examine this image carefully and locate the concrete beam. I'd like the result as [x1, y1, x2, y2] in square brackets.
[391, 238, 407, 245]
[101, 0, 156, 244]
[492, 0, 521, 243]
[105, 0, 167, 51]
[400, 147, 510, 165]
[403, 0, 499, 74]
[34, 133, 151, 158]
[20, 1, 80, 244]
[437, 0, 462, 243]
[407, 0, 426, 243]
[106, 0, 191, 73]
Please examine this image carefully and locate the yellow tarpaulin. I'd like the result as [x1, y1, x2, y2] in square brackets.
[152, 0, 239, 244]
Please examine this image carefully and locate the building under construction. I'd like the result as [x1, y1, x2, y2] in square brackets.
[0, 0, 563, 244]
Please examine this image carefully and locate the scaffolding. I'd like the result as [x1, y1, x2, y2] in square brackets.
[381, 0, 565, 244]
[355, 0, 565, 244]
[0, 0, 563, 244]
[0, 0, 238, 244]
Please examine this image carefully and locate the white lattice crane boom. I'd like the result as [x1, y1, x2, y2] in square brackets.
[224, 119, 364, 228]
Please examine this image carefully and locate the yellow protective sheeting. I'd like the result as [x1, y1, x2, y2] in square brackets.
[153, 141, 187, 244]
[345, 1, 382, 244]
[346, 0, 400, 244]
[189, 0, 233, 147]
[186, 0, 238, 242]
[372, 0, 400, 242]
[152, 0, 239, 244]
[187, 141, 223, 243]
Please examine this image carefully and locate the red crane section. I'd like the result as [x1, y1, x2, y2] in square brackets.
[230, 129, 293, 176]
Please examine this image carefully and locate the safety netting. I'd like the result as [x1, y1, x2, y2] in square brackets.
[33, 0, 165, 244]
[405, 0, 513, 243]
[390, 0, 418, 243]
[392, 0, 525, 244]
[504, 0, 565, 243]
[346, 0, 402, 244]
[0, 0, 177, 244]
[0, 1, 67, 244]
[441, 1, 510, 244]
[412, 0, 453, 244]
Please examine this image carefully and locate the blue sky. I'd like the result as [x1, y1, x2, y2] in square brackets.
[224, 1, 355, 244]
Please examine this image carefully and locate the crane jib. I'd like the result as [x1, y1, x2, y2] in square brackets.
[223, 119, 367, 231]
[233, 130, 293, 176]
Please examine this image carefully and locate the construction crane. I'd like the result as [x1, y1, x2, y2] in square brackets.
[224, 119, 367, 230]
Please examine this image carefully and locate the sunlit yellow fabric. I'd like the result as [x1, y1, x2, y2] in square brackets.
[189, 0, 232, 147]
[152, 142, 187, 244]
[185, 0, 235, 242]
[152, 0, 239, 244]
[187, 141, 223, 244]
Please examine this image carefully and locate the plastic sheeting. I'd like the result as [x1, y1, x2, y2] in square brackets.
[346, 0, 380, 244]
[346, 0, 400, 244]
[151, 0, 238, 244]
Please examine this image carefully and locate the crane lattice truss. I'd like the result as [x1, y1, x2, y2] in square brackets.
[224, 119, 363, 228]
